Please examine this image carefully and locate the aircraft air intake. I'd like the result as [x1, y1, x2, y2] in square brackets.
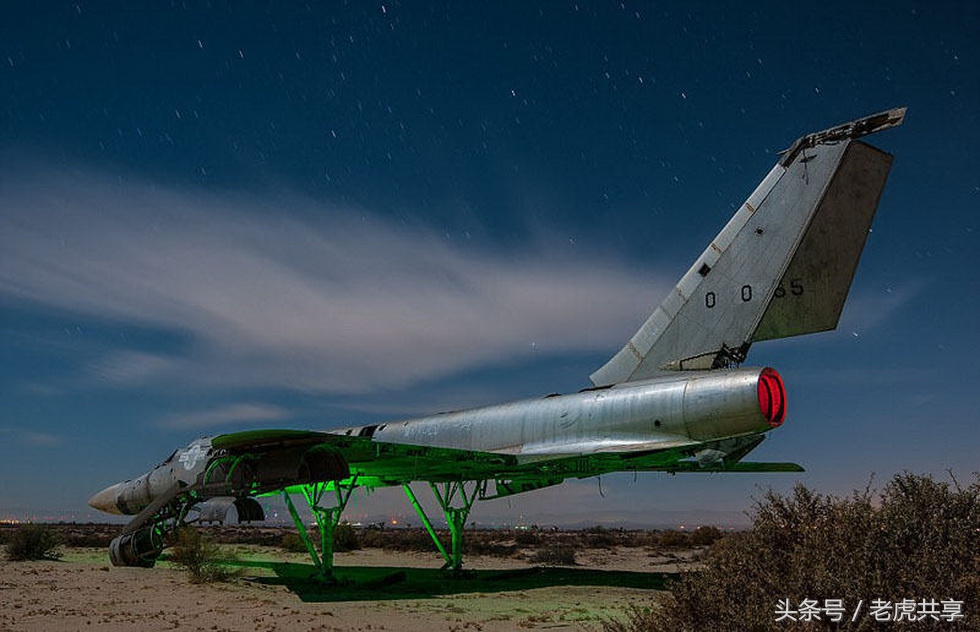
[757, 367, 786, 427]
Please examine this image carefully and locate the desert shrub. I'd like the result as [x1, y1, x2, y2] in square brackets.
[465, 539, 519, 557]
[356, 527, 389, 549]
[279, 532, 308, 553]
[583, 525, 618, 548]
[531, 544, 577, 566]
[385, 528, 441, 552]
[333, 522, 360, 552]
[605, 473, 980, 631]
[356, 526, 430, 551]
[620, 530, 661, 548]
[654, 530, 689, 548]
[603, 604, 660, 632]
[5, 523, 63, 561]
[403, 528, 442, 552]
[687, 525, 723, 546]
[514, 529, 542, 546]
[209, 526, 282, 546]
[278, 525, 358, 554]
[169, 527, 235, 583]
[61, 527, 111, 548]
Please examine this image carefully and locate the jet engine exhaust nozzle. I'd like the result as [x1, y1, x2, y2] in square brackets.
[758, 367, 787, 427]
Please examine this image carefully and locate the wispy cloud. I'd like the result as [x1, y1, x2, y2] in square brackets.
[1, 169, 665, 394]
[159, 403, 291, 429]
[0, 426, 65, 447]
[838, 279, 927, 335]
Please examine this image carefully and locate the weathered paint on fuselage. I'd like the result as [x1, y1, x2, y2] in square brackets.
[85, 109, 903, 573]
[332, 366, 777, 461]
[88, 438, 215, 515]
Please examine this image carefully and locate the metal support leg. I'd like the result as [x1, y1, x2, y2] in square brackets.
[404, 480, 481, 572]
[282, 479, 357, 582]
[447, 506, 466, 572]
[403, 483, 451, 567]
[282, 490, 324, 576]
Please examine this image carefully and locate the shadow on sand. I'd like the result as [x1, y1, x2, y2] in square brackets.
[225, 558, 676, 603]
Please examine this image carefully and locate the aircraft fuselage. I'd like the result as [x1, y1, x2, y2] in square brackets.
[334, 366, 784, 459]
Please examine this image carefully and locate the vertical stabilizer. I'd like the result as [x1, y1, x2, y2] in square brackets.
[752, 142, 893, 341]
[590, 108, 905, 387]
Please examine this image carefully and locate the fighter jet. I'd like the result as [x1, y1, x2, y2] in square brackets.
[89, 108, 906, 578]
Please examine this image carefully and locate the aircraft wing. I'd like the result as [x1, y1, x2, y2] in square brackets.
[213, 427, 788, 498]
[211, 428, 341, 451]
[90, 109, 904, 574]
[208, 428, 523, 489]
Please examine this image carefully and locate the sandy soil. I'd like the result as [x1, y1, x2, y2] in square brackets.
[0, 545, 691, 631]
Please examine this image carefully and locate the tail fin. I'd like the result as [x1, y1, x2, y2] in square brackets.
[590, 108, 905, 387]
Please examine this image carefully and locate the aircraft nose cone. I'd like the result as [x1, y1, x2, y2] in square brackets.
[88, 483, 123, 514]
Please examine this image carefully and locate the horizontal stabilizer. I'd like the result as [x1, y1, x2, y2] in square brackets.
[665, 461, 805, 473]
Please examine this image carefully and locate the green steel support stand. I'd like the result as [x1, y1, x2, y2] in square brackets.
[282, 490, 323, 576]
[281, 479, 357, 583]
[404, 480, 481, 572]
[403, 483, 451, 566]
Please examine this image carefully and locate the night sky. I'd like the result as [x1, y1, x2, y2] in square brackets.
[2, 2, 978, 527]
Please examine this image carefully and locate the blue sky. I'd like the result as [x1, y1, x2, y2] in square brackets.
[1, 2, 977, 526]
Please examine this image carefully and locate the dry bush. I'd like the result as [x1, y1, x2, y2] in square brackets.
[208, 526, 284, 546]
[603, 604, 661, 632]
[514, 529, 542, 546]
[687, 525, 723, 546]
[169, 527, 236, 583]
[654, 530, 689, 548]
[333, 522, 360, 552]
[583, 525, 618, 549]
[60, 527, 111, 548]
[358, 527, 518, 557]
[392, 528, 442, 552]
[465, 538, 519, 558]
[355, 527, 389, 549]
[5, 523, 63, 561]
[531, 543, 577, 566]
[358, 527, 438, 552]
[279, 532, 308, 553]
[620, 530, 662, 548]
[605, 473, 980, 631]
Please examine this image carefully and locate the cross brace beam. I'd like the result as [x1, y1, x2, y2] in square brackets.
[403, 480, 482, 572]
[281, 478, 357, 582]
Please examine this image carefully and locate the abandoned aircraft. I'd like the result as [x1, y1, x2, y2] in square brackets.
[89, 107, 906, 578]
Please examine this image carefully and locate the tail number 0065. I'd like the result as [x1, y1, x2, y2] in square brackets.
[773, 279, 805, 299]
[705, 279, 804, 309]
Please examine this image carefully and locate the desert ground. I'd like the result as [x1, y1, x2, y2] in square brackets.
[0, 526, 706, 631]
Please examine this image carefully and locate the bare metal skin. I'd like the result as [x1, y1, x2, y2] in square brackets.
[90, 109, 905, 575]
